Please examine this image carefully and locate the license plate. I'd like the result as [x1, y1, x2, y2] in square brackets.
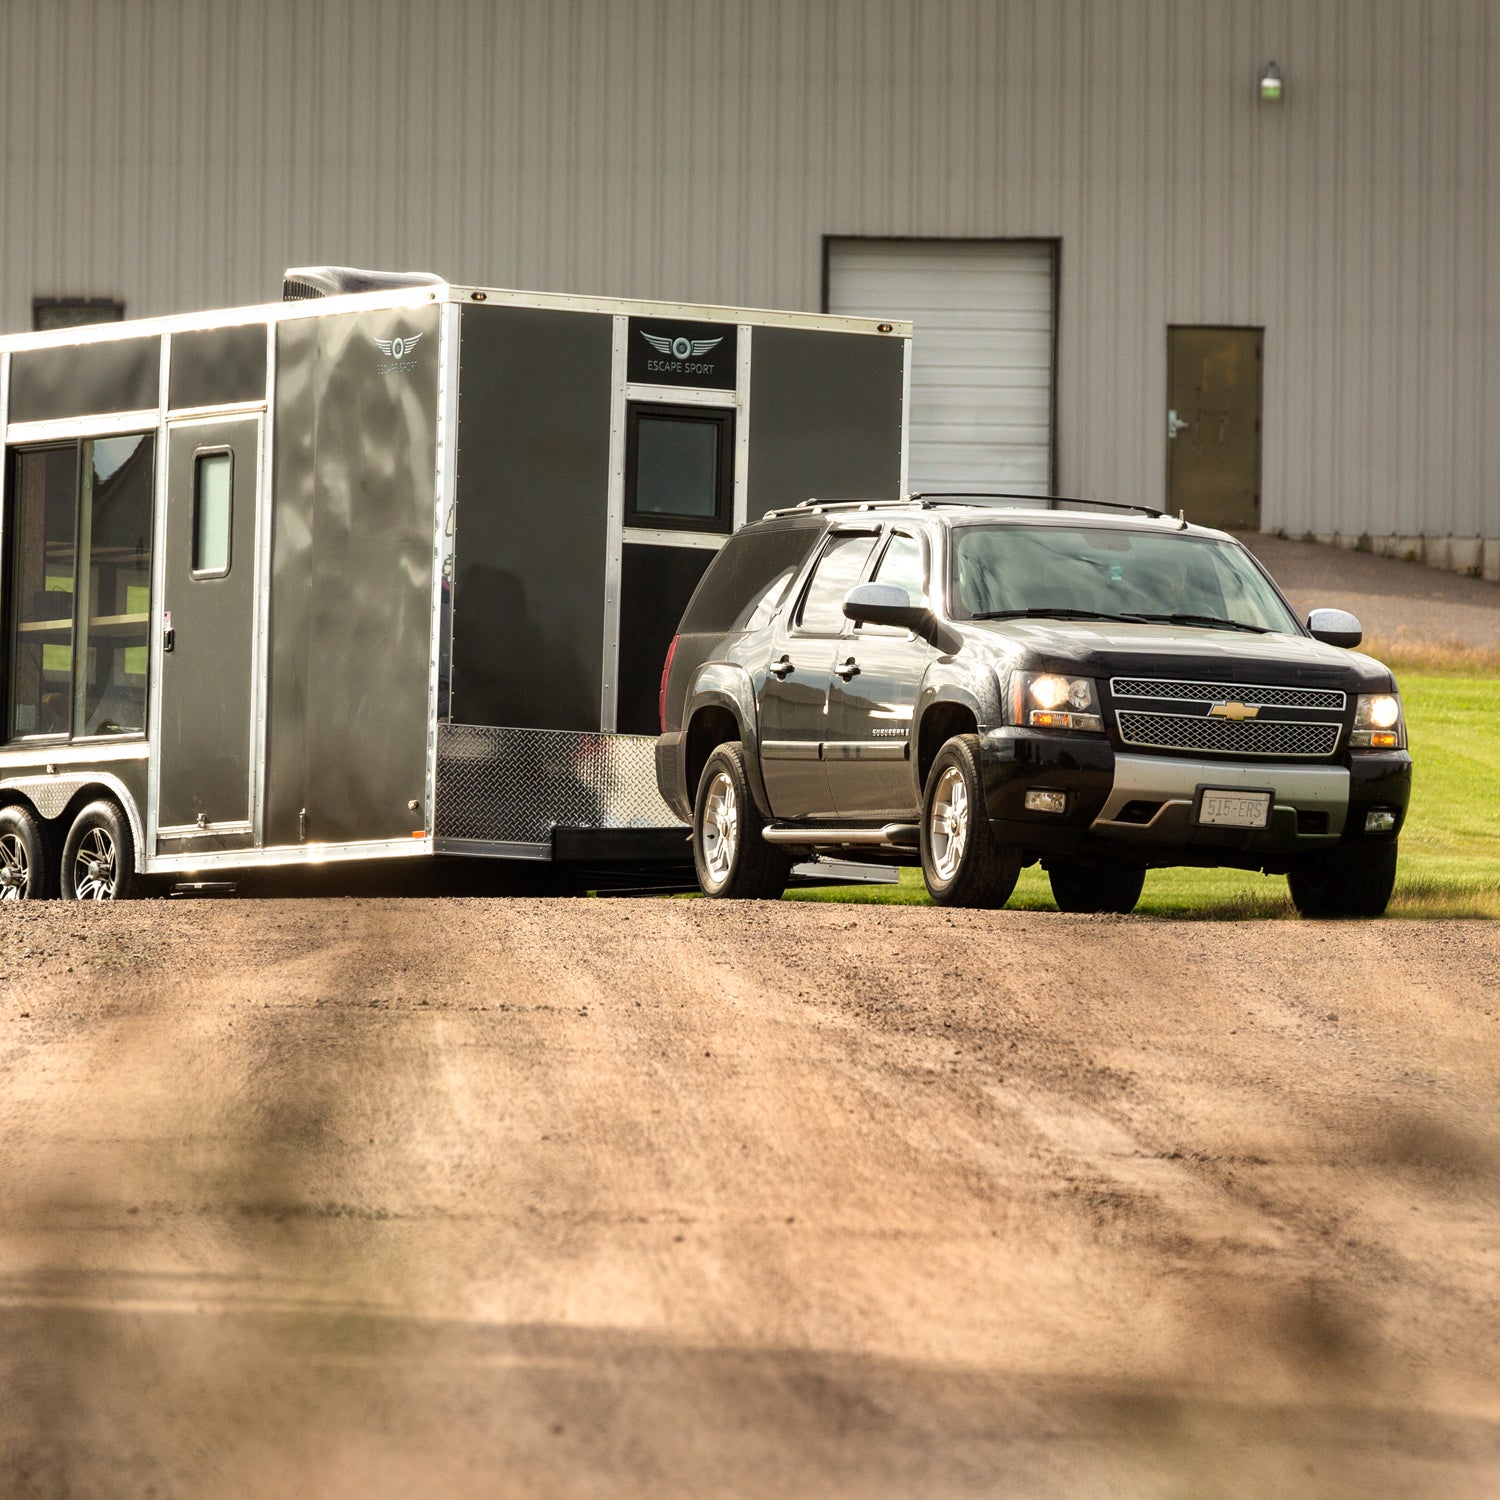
[1198, 789, 1272, 828]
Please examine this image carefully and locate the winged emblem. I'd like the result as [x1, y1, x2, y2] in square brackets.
[642, 331, 724, 359]
[374, 332, 423, 358]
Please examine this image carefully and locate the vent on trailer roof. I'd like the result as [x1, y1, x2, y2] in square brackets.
[281, 266, 447, 301]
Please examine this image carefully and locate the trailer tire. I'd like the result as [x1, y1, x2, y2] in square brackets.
[692, 743, 790, 899]
[61, 800, 142, 902]
[0, 804, 58, 900]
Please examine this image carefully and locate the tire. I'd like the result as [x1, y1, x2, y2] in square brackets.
[692, 743, 791, 899]
[1048, 859, 1145, 915]
[60, 800, 141, 902]
[0, 804, 58, 900]
[1287, 841, 1398, 919]
[920, 735, 1022, 908]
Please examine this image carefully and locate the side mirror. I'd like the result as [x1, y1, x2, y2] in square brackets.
[1307, 607, 1362, 648]
[843, 582, 963, 656]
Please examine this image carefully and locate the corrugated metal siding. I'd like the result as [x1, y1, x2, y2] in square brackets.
[1, 0, 1495, 544]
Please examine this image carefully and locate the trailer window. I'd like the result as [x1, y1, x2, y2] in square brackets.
[625, 404, 734, 534]
[7, 447, 78, 737]
[193, 451, 233, 576]
[5, 434, 154, 741]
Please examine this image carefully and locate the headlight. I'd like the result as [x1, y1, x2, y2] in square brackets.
[1351, 692, 1405, 750]
[1012, 671, 1104, 733]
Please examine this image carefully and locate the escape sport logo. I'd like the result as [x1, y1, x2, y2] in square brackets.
[374, 331, 423, 373]
[641, 329, 723, 376]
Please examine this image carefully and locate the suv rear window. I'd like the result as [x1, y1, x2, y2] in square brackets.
[677, 519, 824, 635]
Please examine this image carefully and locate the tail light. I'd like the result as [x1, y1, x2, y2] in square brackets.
[659, 635, 679, 733]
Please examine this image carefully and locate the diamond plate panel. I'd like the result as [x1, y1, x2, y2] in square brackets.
[1111, 678, 1345, 710]
[0, 777, 91, 820]
[1115, 711, 1341, 758]
[435, 725, 678, 845]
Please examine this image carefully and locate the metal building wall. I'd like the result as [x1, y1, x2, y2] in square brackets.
[2, 0, 1495, 554]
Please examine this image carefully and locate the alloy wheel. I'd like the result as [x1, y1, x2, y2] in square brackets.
[0, 833, 30, 900]
[71, 827, 118, 901]
[929, 765, 969, 882]
[701, 771, 739, 885]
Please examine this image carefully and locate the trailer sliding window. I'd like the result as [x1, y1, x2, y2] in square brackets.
[624, 404, 734, 534]
[5, 434, 154, 741]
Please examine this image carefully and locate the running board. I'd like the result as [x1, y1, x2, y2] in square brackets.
[762, 823, 920, 849]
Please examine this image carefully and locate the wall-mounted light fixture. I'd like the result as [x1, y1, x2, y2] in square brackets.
[1259, 61, 1284, 103]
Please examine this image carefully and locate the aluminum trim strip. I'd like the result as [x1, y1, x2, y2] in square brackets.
[601, 315, 630, 733]
[7, 410, 160, 442]
[145, 836, 432, 874]
[621, 527, 726, 551]
[0, 741, 150, 767]
[433, 837, 552, 862]
[624, 384, 739, 408]
[763, 741, 823, 761]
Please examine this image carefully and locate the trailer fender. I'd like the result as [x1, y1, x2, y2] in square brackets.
[1, 774, 148, 873]
[683, 663, 773, 819]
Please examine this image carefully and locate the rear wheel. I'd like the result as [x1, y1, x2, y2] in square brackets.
[1287, 842, 1398, 918]
[692, 743, 790, 899]
[0, 805, 58, 900]
[61, 800, 141, 902]
[1048, 859, 1145, 914]
[920, 735, 1021, 908]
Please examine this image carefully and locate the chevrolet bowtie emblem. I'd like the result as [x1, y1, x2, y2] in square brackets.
[1208, 701, 1260, 721]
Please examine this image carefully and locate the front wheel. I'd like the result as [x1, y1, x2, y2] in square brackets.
[920, 735, 1021, 908]
[61, 800, 142, 901]
[1048, 859, 1145, 914]
[1287, 841, 1398, 918]
[0, 804, 58, 900]
[692, 743, 790, 899]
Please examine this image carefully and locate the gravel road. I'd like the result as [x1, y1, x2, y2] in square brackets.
[3, 898, 1498, 1498]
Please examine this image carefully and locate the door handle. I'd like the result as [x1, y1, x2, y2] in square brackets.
[768, 655, 794, 679]
[834, 658, 860, 681]
[1167, 408, 1191, 439]
[162, 611, 174, 653]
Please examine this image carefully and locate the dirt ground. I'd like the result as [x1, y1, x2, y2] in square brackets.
[2, 897, 1498, 1498]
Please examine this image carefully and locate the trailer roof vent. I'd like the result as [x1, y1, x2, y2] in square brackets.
[281, 266, 447, 301]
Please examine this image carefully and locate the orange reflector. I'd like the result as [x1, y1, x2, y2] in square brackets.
[412, 830, 425, 838]
[1370, 732, 1398, 748]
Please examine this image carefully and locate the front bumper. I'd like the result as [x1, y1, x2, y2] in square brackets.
[978, 728, 1412, 870]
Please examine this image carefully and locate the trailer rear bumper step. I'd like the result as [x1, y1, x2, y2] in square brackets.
[763, 822, 919, 849]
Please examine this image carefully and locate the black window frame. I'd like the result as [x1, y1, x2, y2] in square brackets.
[623, 402, 735, 535]
[191, 447, 234, 579]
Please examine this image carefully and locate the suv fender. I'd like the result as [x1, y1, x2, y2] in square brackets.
[911, 667, 1004, 801]
[683, 662, 775, 818]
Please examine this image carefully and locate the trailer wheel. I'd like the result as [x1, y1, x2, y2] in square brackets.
[692, 743, 789, 899]
[0, 804, 58, 900]
[61, 800, 141, 902]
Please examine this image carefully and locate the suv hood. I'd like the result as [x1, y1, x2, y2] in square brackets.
[972, 619, 1393, 688]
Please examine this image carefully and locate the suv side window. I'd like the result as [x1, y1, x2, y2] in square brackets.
[857, 530, 927, 636]
[794, 532, 879, 635]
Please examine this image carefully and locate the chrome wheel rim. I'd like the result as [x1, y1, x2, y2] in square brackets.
[701, 771, 739, 886]
[929, 765, 969, 882]
[0, 833, 30, 899]
[72, 827, 118, 901]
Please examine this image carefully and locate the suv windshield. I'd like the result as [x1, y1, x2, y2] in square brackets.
[950, 524, 1301, 634]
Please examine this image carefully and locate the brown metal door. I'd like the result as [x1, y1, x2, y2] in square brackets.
[1166, 327, 1262, 529]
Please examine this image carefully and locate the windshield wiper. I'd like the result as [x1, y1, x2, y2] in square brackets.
[1134, 612, 1272, 634]
[973, 607, 1150, 623]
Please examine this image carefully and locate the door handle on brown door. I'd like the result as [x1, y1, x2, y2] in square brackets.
[768, 655, 793, 679]
[162, 612, 174, 653]
[834, 658, 860, 680]
[1167, 409, 1190, 439]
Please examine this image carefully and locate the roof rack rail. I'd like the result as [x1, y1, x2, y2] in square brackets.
[764, 493, 1171, 521]
[908, 491, 1168, 519]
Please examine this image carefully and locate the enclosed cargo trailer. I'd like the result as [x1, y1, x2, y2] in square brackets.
[0, 270, 910, 897]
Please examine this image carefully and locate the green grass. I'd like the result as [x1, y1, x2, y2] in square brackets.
[785, 673, 1500, 918]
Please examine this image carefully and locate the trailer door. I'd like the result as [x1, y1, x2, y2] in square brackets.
[154, 416, 262, 842]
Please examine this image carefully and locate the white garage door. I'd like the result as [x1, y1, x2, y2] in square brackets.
[827, 239, 1055, 496]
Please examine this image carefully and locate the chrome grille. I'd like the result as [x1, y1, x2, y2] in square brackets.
[1115, 711, 1342, 758]
[1111, 678, 1345, 711]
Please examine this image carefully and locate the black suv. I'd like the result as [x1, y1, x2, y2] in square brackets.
[655, 497, 1412, 915]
